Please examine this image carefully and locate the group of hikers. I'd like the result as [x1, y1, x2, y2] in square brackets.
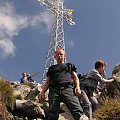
[37, 48, 117, 120]
[20, 72, 35, 83]
[20, 71, 40, 83]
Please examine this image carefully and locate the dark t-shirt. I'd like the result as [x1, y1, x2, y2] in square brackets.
[47, 63, 76, 85]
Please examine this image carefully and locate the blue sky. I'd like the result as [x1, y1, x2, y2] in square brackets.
[0, 0, 120, 83]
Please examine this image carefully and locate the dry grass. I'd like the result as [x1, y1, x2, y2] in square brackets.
[94, 97, 120, 120]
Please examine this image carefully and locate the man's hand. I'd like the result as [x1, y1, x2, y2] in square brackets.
[38, 90, 46, 102]
[112, 75, 118, 80]
[75, 86, 81, 96]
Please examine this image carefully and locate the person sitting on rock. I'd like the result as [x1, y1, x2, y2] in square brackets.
[27, 73, 35, 82]
[20, 72, 28, 83]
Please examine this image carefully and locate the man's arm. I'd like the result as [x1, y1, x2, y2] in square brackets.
[71, 71, 81, 96]
[103, 75, 117, 83]
[42, 77, 51, 92]
[38, 76, 50, 101]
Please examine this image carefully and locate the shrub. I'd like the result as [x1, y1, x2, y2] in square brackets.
[94, 98, 120, 120]
[0, 80, 14, 110]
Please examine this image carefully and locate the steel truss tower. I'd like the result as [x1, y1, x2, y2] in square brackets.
[38, 0, 75, 83]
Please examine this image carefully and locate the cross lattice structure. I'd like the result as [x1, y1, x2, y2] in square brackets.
[38, 0, 75, 83]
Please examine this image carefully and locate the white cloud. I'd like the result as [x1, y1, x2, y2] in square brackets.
[29, 11, 53, 32]
[0, 2, 28, 58]
[0, 1, 53, 58]
[0, 39, 16, 58]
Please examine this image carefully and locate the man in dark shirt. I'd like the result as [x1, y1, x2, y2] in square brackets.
[38, 48, 88, 120]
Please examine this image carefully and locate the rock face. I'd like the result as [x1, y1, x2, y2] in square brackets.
[12, 82, 45, 119]
[106, 64, 120, 98]
[112, 64, 120, 81]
